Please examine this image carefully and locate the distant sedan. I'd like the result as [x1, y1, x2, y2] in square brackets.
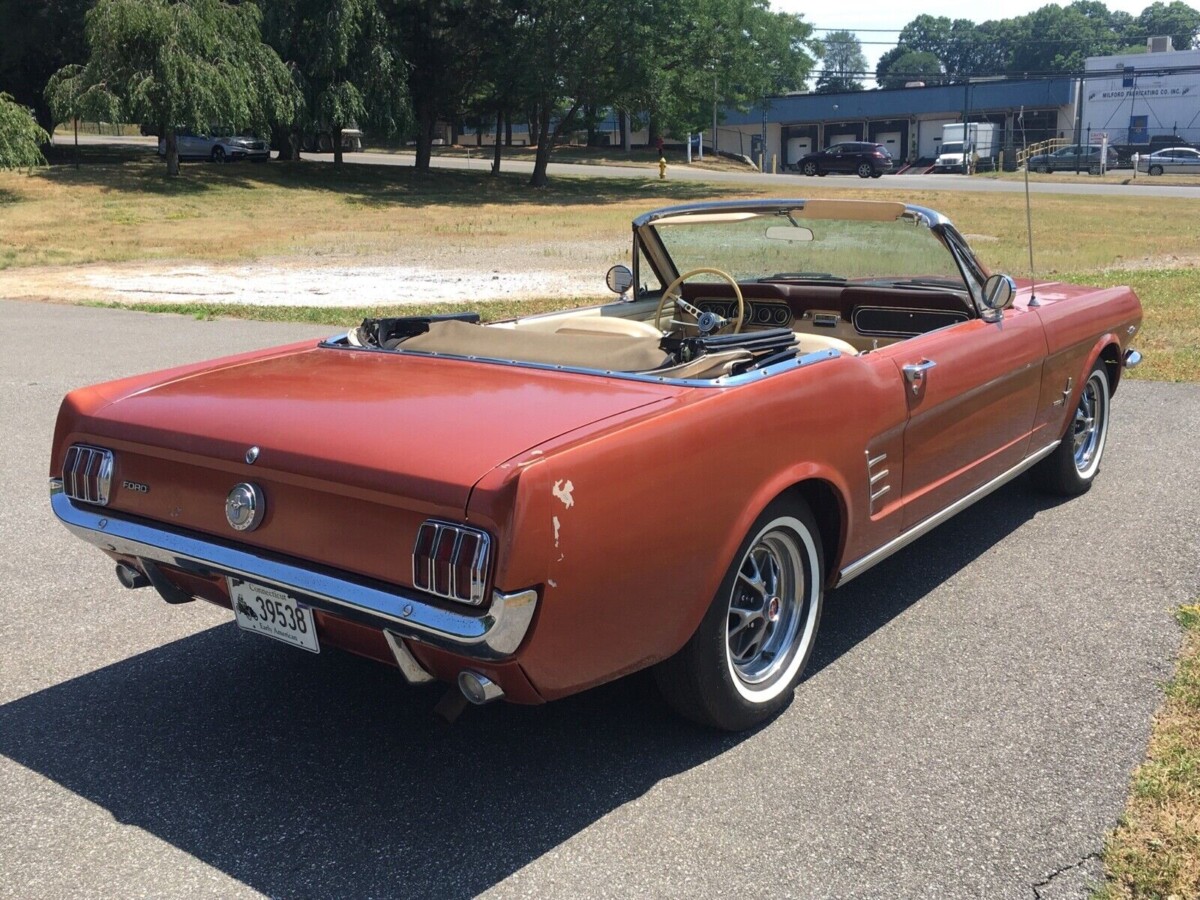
[157, 129, 271, 163]
[1136, 146, 1200, 175]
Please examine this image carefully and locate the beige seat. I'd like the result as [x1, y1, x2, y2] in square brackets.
[794, 332, 859, 356]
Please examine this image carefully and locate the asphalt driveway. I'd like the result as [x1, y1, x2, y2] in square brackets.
[1, 299, 1195, 899]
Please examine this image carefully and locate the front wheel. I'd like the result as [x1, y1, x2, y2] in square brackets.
[655, 500, 824, 731]
[211, 146, 226, 163]
[1149, 165, 1163, 176]
[1032, 361, 1111, 495]
[857, 162, 873, 178]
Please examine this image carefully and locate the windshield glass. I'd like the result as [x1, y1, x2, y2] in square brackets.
[941, 142, 964, 154]
[650, 206, 969, 290]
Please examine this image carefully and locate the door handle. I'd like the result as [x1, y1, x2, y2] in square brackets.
[902, 359, 937, 395]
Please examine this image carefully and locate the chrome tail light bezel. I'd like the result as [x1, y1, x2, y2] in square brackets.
[62, 444, 114, 506]
[412, 520, 492, 607]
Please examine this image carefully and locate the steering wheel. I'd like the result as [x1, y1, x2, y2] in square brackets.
[654, 267, 746, 335]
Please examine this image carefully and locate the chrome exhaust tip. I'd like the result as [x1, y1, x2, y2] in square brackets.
[115, 562, 149, 590]
[457, 670, 504, 705]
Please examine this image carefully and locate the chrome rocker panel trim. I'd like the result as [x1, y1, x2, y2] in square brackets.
[837, 439, 1061, 586]
[49, 484, 537, 660]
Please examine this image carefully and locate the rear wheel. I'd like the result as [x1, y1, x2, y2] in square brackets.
[655, 499, 824, 731]
[211, 146, 226, 163]
[856, 162, 873, 178]
[802, 161, 818, 176]
[1032, 361, 1111, 496]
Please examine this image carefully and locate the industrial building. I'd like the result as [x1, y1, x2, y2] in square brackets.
[718, 38, 1200, 171]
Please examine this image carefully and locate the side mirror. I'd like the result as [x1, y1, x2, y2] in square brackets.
[982, 273, 1016, 313]
[605, 265, 633, 296]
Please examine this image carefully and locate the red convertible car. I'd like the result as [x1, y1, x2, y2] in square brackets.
[49, 199, 1142, 730]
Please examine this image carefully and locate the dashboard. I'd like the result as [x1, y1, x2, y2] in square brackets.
[695, 299, 793, 328]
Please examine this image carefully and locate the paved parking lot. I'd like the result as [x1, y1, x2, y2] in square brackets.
[1, 299, 1196, 899]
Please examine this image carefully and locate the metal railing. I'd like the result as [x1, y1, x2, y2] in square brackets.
[1016, 138, 1068, 167]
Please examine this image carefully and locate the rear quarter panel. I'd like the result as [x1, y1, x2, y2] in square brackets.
[471, 353, 911, 700]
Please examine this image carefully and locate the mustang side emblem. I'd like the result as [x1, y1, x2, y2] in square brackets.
[225, 483, 265, 532]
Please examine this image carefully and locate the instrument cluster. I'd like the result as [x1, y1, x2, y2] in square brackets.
[696, 300, 793, 328]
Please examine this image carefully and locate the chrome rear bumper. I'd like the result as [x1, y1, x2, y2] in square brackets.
[49, 481, 536, 660]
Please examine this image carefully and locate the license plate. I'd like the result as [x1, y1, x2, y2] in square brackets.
[228, 578, 319, 653]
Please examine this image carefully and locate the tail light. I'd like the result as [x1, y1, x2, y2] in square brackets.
[62, 444, 114, 506]
[413, 520, 492, 606]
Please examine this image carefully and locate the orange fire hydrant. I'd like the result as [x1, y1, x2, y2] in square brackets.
[658, 156, 667, 179]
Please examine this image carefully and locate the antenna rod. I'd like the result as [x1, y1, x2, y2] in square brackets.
[1019, 106, 1039, 305]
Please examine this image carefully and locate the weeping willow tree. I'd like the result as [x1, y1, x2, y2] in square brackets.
[47, 0, 299, 175]
[258, 0, 409, 165]
[0, 93, 50, 168]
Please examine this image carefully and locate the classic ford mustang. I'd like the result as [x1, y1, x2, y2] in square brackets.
[49, 199, 1143, 730]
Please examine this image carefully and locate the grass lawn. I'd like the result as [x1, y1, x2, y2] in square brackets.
[1096, 604, 1200, 899]
[978, 167, 1200, 189]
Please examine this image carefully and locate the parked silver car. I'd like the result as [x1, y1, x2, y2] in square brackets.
[1026, 144, 1118, 174]
[157, 129, 270, 163]
[1136, 146, 1200, 175]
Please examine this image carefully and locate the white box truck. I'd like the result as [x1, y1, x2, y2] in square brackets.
[933, 122, 997, 173]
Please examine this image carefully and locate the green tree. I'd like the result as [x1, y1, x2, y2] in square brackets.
[395, 0, 482, 171]
[258, 0, 409, 164]
[47, 0, 298, 175]
[507, 0, 625, 187]
[814, 30, 865, 93]
[893, 15, 981, 80]
[1008, 3, 1122, 73]
[0, 0, 91, 133]
[876, 50, 944, 89]
[1137, 1, 1200, 50]
[0, 93, 50, 168]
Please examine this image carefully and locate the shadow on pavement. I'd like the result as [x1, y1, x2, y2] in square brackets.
[810, 474, 1063, 678]
[0, 476, 1062, 897]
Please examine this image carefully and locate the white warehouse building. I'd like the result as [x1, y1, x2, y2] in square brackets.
[1082, 39, 1200, 147]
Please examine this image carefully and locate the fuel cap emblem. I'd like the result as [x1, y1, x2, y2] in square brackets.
[226, 483, 265, 532]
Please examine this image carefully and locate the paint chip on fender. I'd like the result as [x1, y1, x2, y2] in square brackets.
[552, 479, 575, 508]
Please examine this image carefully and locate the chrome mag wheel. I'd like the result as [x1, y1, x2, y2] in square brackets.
[724, 515, 821, 702]
[1072, 368, 1109, 479]
[1033, 361, 1112, 496]
[728, 531, 802, 685]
